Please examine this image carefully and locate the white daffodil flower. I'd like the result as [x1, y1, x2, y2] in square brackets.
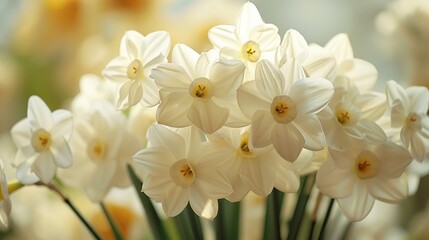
[386, 80, 429, 162]
[133, 125, 233, 219]
[103, 30, 171, 110]
[320, 77, 387, 151]
[207, 127, 299, 201]
[11, 96, 73, 184]
[317, 139, 412, 221]
[58, 104, 140, 202]
[151, 44, 246, 134]
[276, 29, 336, 79]
[208, 2, 280, 80]
[237, 59, 334, 162]
[324, 33, 378, 91]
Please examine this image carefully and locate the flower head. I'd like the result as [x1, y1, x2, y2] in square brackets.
[11, 96, 73, 184]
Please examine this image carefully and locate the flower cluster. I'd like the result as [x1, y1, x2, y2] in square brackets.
[3, 2, 429, 231]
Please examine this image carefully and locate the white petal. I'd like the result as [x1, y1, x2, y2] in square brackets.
[172, 44, 199, 79]
[32, 152, 57, 183]
[115, 80, 143, 110]
[146, 125, 186, 160]
[237, 81, 271, 119]
[190, 190, 218, 219]
[303, 45, 336, 79]
[279, 29, 309, 63]
[280, 58, 307, 92]
[51, 109, 73, 141]
[141, 78, 160, 107]
[50, 138, 73, 168]
[142, 175, 172, 201]
[187, 100, 229, 134]
[240, 158, 275, 196]
[337, 59, 377, 92]
[294, 115, 325, 151]
[86, 161, 116, 202]
[407, 86, 429, 114]
[220, 47, 242, 60]
[251, 110, 275, 148]
[354, 91, 386, 120]
[10, 119, 32, 148]
[316, 160, 355, 198]
[271, 124, 305, 162]
[194, 169, 233, 198]
[195, 53, 211, 78]
[235, 2, 264, 42]
[367, 176, 408, 203]
[275, 160, 299, 193]
[325, 33, 354, 63]
[16, 160, 40, 184]
[142, 31, 171, 63]
[249, 24, 280, 51]
[385, 80, 408, 108]
[156, 93, 193, 127]
[208, 25, 241, 49]
[119, 30, 143, 59]
[151, 63, 191, 91]
[289, 78, 334, 117]
[320, 117, 352, 151]
[410, 133, 425, 162]
[337, 183, 375, 222]
[211, 59, 245, 98]
[377, 141, 412, 178]
[255, 60, 284, 98]
[162, 186, 189, 217]
[28, 96, 54, 130]
[102, 56, 130, 82]
[355, 119, 387, 144]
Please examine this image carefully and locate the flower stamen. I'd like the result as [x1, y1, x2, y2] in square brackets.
[271, 95, 297, 124]
[241, 41, 261, 62]
[127, 59, 144, 80]
[31, 129, 52, 152]
[355, 150, 380, 179]
[189, 78, 214, 99]
[170, 160, 195, 187]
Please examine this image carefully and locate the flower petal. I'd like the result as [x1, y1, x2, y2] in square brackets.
[251, 110, 275, 148]
[50, 137, 73, 168]
[271, 123, 305, 162]
[190, 190, 218, 219]
[162, 186, 189, 217]
[146, 124, 186, 160]
[156, 92, 193, 128]
[31, 152, 56, 183]
[255, 60, 285, 98]
[337, 59, 377, 92]
[119, 30, 143, 59]
[280, 58, 307, 93]
[187, 100, 229, 134]
[142, 175, 172, 201]
[303, 45, 336, 79]
[316, 160, 355, 198]
[325, 33, 354, 63]
[151, 63, 191, 92]
[410, 133, 425, 162]
[235, 2, 264, 42]
[407, 86, 429, 114]
[355, 119, 387, 144]
[337, 183, 375, 222]
[278, 29, 309, 63]
[354, 91, 386, 120]
[115, 80, 143, 110]
[275, 160, 299, 193]
[172, 44, 199, 79]
[51, 109, 73, 141]
[208, 25, 241, 49]
[211, 60, 245, 98]
[16, 160, 40, 184]
[28, 96, 54, 130]
[294, 115, 325, 151]
[289, 78, 334, 117]
[249, 24, 280, 51]
[237, 81, 271, 119]
[239, 158, 275, 196]
[10, 119, 32, 148]
[367, 175, 408, 203]
[141, 31, 171, 63]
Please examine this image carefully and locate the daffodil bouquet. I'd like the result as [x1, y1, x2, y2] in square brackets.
[2, 2, 428, 240]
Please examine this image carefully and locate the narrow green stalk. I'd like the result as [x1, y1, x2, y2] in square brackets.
[185, 205, 203, 240]
[215, 199, 241, 240]
[264, 189, 284, 240]
[214, 200, 225, 240]
[40, 182, 103, 240]
[100, 201, 124, 240]
[287, 174, 315, 240]
[127, 165, 168, 240]
[317, 199, 335, 240]
[308, 193, 323, 240]
[174, 206, 194, 240]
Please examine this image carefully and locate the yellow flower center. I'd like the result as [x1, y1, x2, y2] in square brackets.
[170, 160, 195, 188]
[241, 41, 261, 62]
[335, 103, 359, 127]
[355, 150, 380, 180]
[31, 129, 52, 152]
[405, 112, 422, 130]
[189, 78, 214, 99]
[87, 139, 107, 162]
[271, 95, 297, 124]
[127, 59, 144, 80]
[237, 132, 253, 157]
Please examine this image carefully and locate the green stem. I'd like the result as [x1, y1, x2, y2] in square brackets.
[40, 182, 103, 240]
[215, 200, 225, 240]
[264, 189, 284, 240]
[127, 165, 168, 240]
[308, 193, 323, 240]
[215, 199, 241, 240]
[185, 205, 203, 240]
[100, 202, 124, 240]
[317, 199, 335, 240]
[287, 174, 315, 240]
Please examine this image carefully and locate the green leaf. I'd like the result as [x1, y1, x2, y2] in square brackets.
[127, 165, 168, 240]
[263, 188, 284, 240]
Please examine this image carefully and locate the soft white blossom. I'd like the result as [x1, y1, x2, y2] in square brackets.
[11, 96, 73, 184]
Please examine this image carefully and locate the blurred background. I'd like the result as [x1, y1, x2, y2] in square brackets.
[0, 0, 429, 239]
